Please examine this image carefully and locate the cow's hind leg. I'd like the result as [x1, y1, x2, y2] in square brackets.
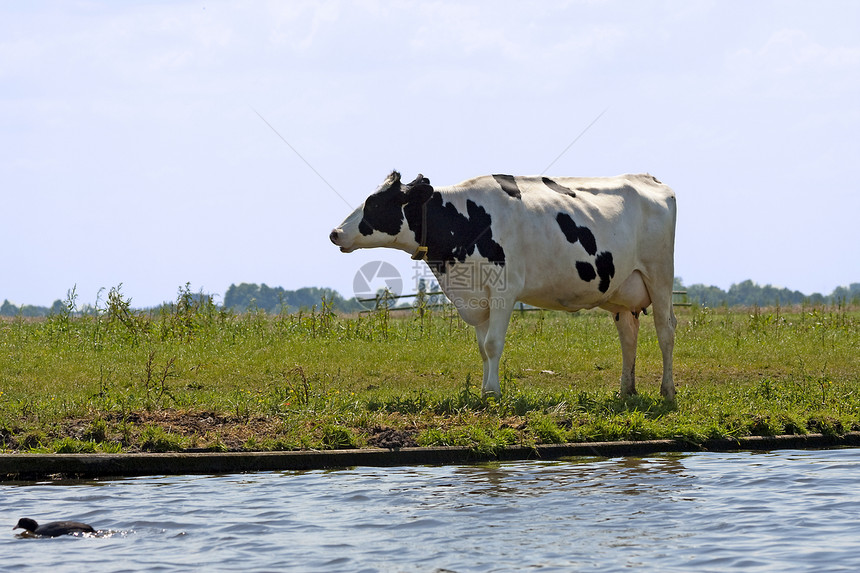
[613, 311, 640, 396]
[475, 304, 515, 399]
[474, 321, 491, 392]
[644, 277, 677, 400]
[653, 300, 677, 400]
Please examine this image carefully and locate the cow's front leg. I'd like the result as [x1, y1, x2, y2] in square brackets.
[613, 311, 640, 396]
[475, 304, 515, 399]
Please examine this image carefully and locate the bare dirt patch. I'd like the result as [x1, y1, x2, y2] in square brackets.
[367, 426, 419, 449]
[54, 410, 282, 452]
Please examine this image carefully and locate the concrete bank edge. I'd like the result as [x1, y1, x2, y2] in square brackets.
[2, 432, 859, 481]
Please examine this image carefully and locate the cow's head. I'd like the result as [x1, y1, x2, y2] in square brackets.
[329, 171, 432, 253]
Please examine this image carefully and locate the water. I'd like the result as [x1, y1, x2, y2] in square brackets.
[2, 448, 860, 572]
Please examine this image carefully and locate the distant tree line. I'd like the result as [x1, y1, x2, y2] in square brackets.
[2, 279, 859, 318]
[674, 279, 860, 308]
[0, 299, 66, 318]
[221, 283, 365, 314]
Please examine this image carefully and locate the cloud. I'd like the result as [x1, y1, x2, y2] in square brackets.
[727, 28, 860, 99]
[266, 0, 340, 52]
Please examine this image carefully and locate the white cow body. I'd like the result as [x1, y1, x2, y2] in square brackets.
[331, 171, 677, 399]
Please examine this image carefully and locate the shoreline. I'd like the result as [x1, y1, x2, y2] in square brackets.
[3, 432, 859, 481]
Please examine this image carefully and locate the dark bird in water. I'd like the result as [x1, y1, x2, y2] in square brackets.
[14, 518, 95, 537]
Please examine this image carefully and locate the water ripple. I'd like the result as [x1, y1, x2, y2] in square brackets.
[3, 449, 860, 571]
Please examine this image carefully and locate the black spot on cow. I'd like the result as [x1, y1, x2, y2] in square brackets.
[466, 200, 506, 263]
[493, 174, 522, 199]
[542, 177, 576, 197]
[359, 171, 407, 236]
[555, 213, 597, 256]
[557, 210, 615, 293]
[576, 255, 614, 293]
[404, 180, 505, 275]
[595, 251, 615, 293]
[576, 261, 596, 283]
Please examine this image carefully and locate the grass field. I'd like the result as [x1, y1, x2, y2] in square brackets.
[1, 288, 858, 454]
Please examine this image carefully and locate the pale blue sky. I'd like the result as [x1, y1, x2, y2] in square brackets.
[2, 1, 858, 307]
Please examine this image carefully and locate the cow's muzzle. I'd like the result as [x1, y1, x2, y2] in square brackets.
[329, 228, 353, 253]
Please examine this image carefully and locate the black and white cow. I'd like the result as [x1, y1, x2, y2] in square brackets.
[330, 171, 678, 399]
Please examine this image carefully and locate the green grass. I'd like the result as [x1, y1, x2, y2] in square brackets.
[1, 290, 858, 454]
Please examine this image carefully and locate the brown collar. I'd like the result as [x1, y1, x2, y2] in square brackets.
[411, 199, 430, 261]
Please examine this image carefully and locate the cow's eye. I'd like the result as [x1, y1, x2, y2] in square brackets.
[361, 192, 404, 236]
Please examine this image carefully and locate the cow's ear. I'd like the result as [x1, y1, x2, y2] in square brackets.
[405, 174, 433, 203]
